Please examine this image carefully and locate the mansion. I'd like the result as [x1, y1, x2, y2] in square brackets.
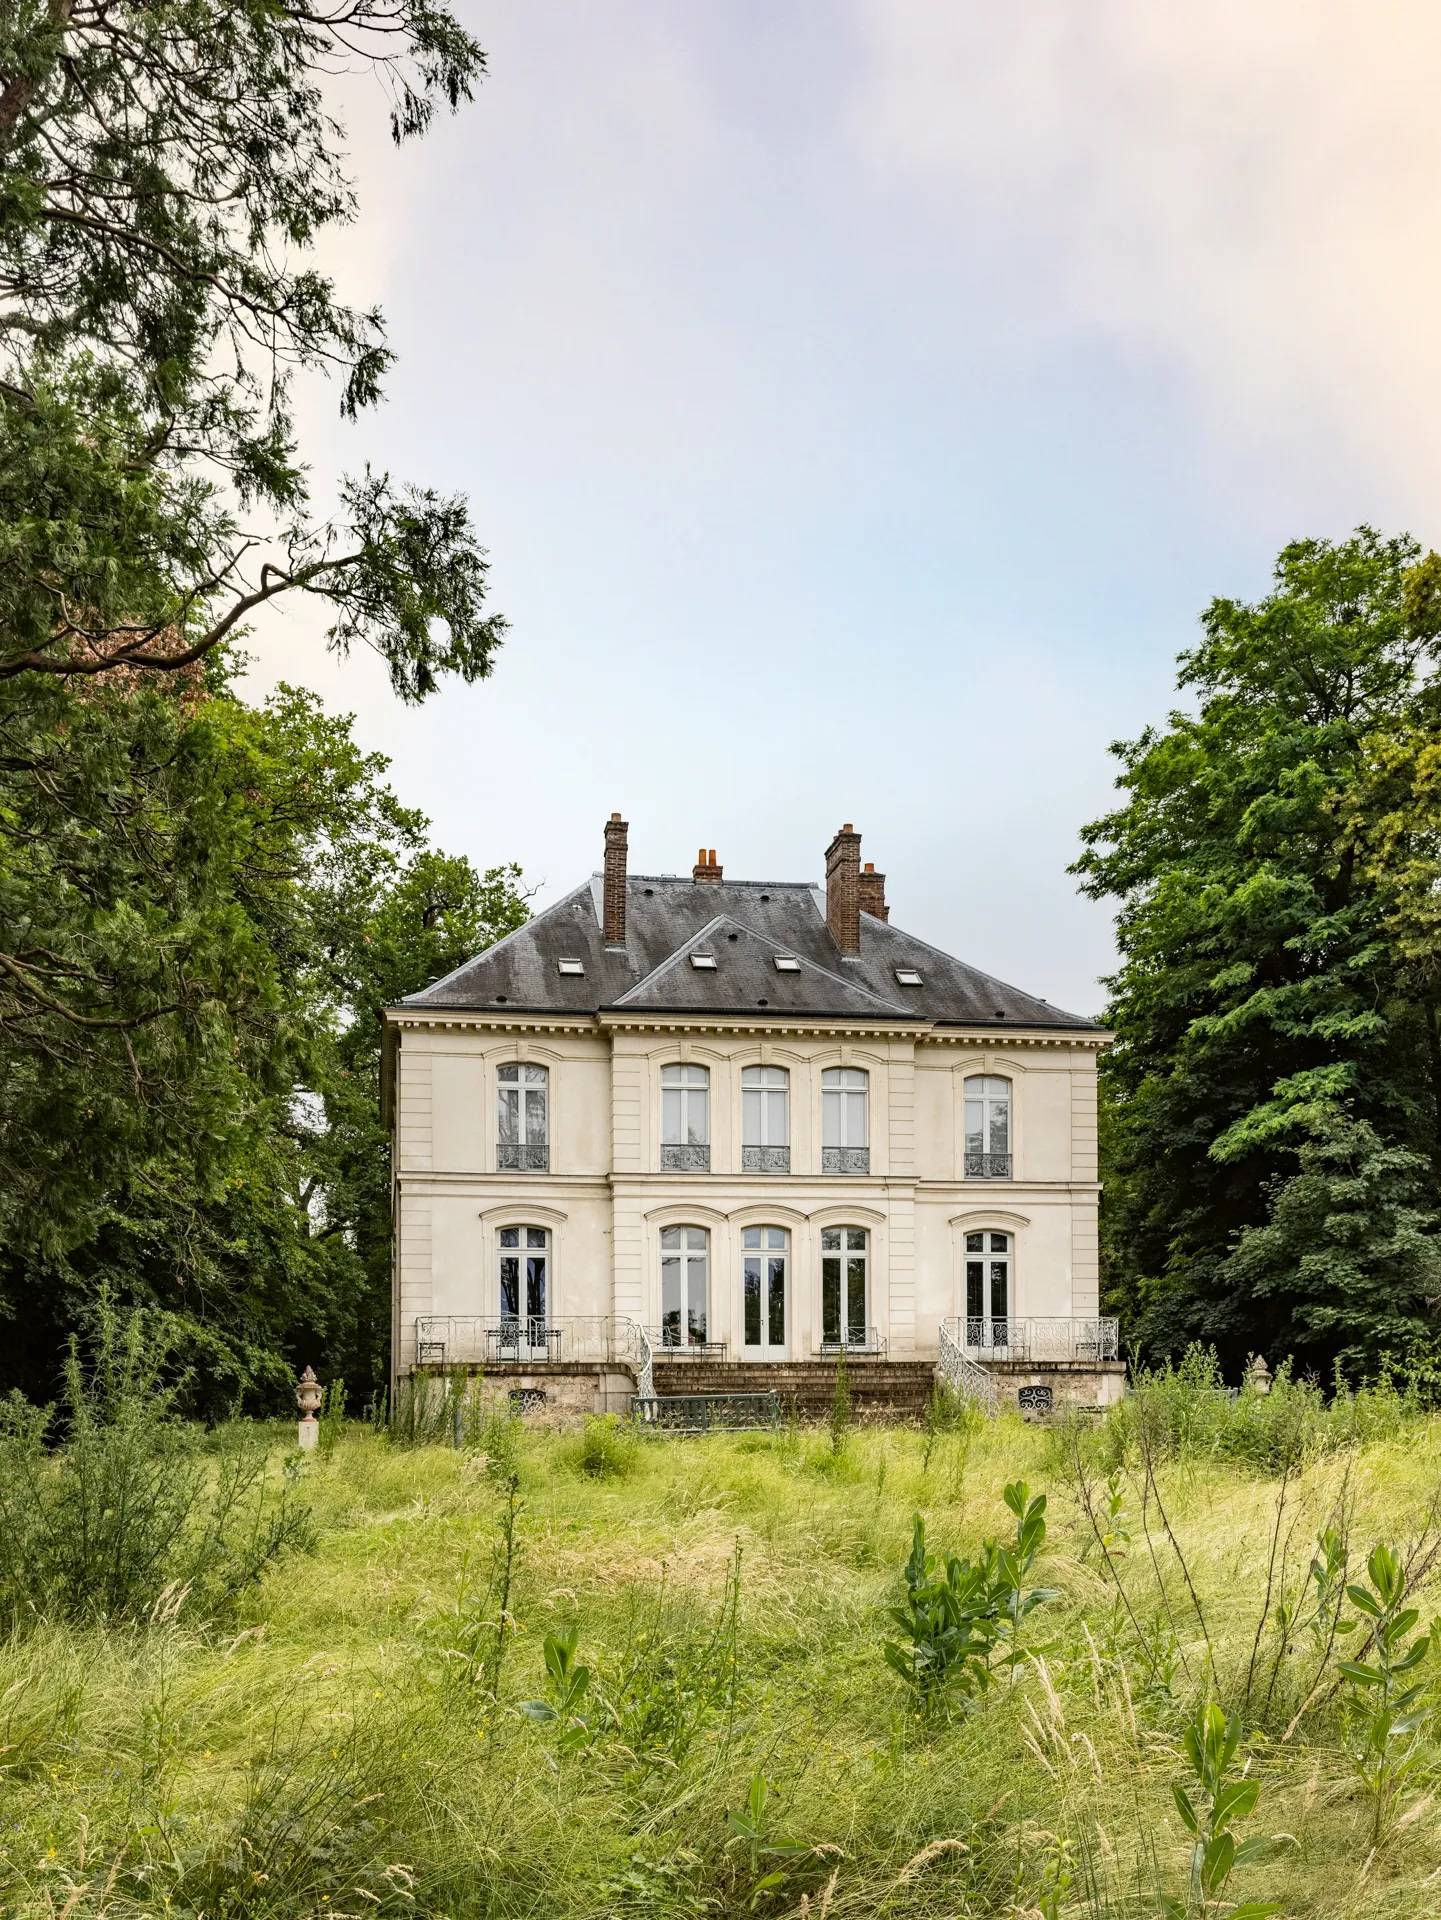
[384, 817, 1120, 1414]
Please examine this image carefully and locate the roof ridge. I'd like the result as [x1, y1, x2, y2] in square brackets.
[870, 915, 1093, 1026]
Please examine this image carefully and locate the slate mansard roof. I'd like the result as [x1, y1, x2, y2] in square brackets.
[400, 873, 1096, 1031]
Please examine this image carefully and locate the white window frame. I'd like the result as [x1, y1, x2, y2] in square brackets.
[660, 1062, 710, 1170]
[821, 1067, 869, 1173]
[497, 1063, 549, 1171]
[964, 1075, 1012, 1179]
[963, 1229, 1012, 1353]
[659, 1225, 710, 1349]
[741, 1224, 789, 1354]
[742, 1065, 789, 1172]
[496, 1224, 552, 1357]
[820, 1226, 869, 1348]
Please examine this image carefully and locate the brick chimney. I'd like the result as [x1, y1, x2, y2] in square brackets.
[825, 822, 862, 954]
[859, 860, 889, 922]
[603, 811, 628, 944]
[692, 846, 723, 884]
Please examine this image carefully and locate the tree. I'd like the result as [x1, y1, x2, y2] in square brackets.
[0, 667, 528, 1409]
[1077, 529, 1441, 1376]
[0, 0, 505, 693]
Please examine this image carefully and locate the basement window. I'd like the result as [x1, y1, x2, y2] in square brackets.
[895, 967, 923, 986]
[774, 956, 801, 972]
[690, 953, 717, 970]
[557, 958, 585, 976]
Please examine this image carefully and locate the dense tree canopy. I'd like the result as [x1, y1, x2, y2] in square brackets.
[1079, 530, 1441, 1378]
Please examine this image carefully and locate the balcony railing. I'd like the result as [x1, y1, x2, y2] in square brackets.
[964, 1152, 1012, 1179]
[817, 1325, 886, 1357]
[661, 1143, 710, 1172]
[647, 1326, 728, 1358]
[944, 1316, 1119, 1363]
[822, 1147, 870, 1174]
[742, 1145, 790, 1173]
[414, 1315, 653, 1395]
[497, 1143, 548, 1172]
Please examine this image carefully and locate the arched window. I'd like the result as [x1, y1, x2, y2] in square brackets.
[741, 1225, 788, 1352]
[964, 1075, 1011, 1179]
[660, 1064, 709, 1171]
[964, 1230, 1011, 1353]
[822, 1067, 869, 1173]
[495, 1225, 551, 1359]
[821, 1226, 869, 1349]
[742, 1066, 789, 1172]
[660, 1226, 710, 1348]
[497, 1063, 548, 1171]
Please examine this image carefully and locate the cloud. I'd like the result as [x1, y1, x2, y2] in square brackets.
[853, 1, 1441, 504]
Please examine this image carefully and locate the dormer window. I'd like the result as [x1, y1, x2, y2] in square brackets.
[557, 958, 585, 976]
[895, 967, 922, 986]
[774, 955, 800, 972]
[689, 953, 717, 970]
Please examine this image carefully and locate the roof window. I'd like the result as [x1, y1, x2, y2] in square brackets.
[774, 955, 801, 972]
[557, 958, 585, 976]
[895, 967, 923, 986]
[690, 953, 717, 970]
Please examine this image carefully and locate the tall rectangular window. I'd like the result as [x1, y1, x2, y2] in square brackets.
[498, 1064, 548, 1171]
[742, 1066, 789, 1172]
[659, 1225, 709, 1347]
[964, 1077, 1011, 1179]
[821, 1067, 869, 1174]
[660, 1063, 709, 1171]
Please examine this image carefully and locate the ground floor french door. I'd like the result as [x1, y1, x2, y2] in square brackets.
[497, 1225, 551, 1359]
[741, 1226, 788, 1356]
[964, 1229, 1011, 1354]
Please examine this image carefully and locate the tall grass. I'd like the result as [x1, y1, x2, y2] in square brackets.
[3, 1385, 1441, 1916]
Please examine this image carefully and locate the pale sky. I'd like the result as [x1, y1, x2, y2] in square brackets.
[247, 2, 1441, 1017]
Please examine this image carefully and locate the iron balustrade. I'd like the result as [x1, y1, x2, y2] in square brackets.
[821, 1147, 870, 1174]
[647, 1327, 729, 1358]
[938, 1318, 998, 1408]
[817, 1326, 887, 1357]
[414, 1314, 654, 1397]
[741, 1145, 790, 1173]
[963, 1152, 1012, 1178]
[943, 1316, 1120, 1363]
[497, 1144, 549, 1172]
[661, 1143, 710, 1172]
[632, 1391, 780, 1432]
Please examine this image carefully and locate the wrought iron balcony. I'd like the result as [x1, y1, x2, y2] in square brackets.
[497, 1143, 549, 1172]
[822, 1147, 870, 1174]
[742, 1145, 790, 1173]
[943, 1316, 1120, 1363]
[817, 1326, 886, 1357]
[964, 1152, 1012, 1179]
[413, 1315, 653, 1392]
[661, 1143, 710, 1172]
[647, 1326, 728, 1358]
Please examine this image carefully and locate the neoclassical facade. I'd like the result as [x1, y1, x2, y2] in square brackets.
[385, 818, 1116, 1406]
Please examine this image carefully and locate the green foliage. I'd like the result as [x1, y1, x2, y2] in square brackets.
[1337, 1543, 1434, 1846]
[724, 1773, 805, 1908]
[883, 1482, 1054, 1714]
[1164, 1701, 1282, 1919]
[519, 1626, 594, 1750]
[572, 1413, 640, 1481]
[828, 1348, 852, 1457]
[1078, 529, 1441, 1376]
[0, 1298, 313, 1627]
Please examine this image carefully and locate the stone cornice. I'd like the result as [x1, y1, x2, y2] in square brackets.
[385, 1005, 1111, 1048]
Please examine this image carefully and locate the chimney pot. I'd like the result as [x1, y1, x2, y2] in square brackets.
[693, 846, 724, 884]
[603, 812, 628, 943]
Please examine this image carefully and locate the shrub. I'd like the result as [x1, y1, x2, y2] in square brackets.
[573, 1413, 639, 1480]
[0, 1301, 313, 1629]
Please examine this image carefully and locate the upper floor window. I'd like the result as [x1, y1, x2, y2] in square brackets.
[661, 1063, 709, 1171]
[822, 1067, 869, 1174]
[742, 1066, 789, 1173]
[498, 1063, 548, 1171]
[659, 1225, 710, 1348]
[964, 1075, 1011, 1178]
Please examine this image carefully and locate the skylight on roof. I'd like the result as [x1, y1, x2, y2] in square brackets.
[774, 955, 801, 972]
[690, 953, 717, 970]
[557, 958, 585, 976]
[895, 967, 923, 986]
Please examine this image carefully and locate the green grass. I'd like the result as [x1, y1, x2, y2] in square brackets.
[4, 1406, 1441, 1917]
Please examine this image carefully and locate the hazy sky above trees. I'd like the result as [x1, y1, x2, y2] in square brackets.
[248, 0, 1441, 1016]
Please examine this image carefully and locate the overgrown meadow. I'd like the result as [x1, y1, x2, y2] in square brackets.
[5, 1353, 1441, 1918]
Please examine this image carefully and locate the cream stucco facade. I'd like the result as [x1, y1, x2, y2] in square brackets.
[388, 1012, 1104, 1379]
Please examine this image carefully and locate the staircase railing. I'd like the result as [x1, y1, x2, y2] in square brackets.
[938, 1317, 998, 1410]
[413, 1313, 653, 1396]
